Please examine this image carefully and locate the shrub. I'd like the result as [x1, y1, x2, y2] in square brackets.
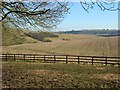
[43, 39, 52, 42]
[33, 41, 37, 43]
[62, 38, 71, 41]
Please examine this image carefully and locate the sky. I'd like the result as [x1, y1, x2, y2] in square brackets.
[54, 2, 118, 31]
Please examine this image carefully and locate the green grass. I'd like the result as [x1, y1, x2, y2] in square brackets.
[2, 28, 39, 46]
[2, 61, 119, 88]
[2, 29, 25, 46]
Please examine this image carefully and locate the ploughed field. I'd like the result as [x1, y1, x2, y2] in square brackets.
[2, 34, 119, 56]
[2, 61, 119, 88]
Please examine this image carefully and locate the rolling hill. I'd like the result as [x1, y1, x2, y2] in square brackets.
[2, 27, 58, 46]
[3, 33, 119, 57]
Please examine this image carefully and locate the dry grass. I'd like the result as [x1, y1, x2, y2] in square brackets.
[2, 34, 119, 56]
[2, 61, 119, 88]
[91, 74, 119, 81]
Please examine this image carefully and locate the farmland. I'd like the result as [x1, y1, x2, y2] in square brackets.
[2, 33, 119, 89]
[1, 1, 119, 89]
[2, 34, 119, 56]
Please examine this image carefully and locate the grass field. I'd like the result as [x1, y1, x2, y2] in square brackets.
[2, 34, 119, 56]
[2, 61, 119, 88]
[2, 28, 38, 46]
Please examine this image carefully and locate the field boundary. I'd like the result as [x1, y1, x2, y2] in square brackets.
[1, 54, 120, 65]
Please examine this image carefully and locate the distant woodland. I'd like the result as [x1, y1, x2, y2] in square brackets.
[58, 30, 120, 36]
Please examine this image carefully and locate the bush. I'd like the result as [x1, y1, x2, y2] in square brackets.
[33, 41, 37, 43]
[43, 39, 52, 42]
[62, 38, 70, 41]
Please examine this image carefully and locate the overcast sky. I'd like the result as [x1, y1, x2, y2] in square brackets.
[54, 2, 118, 31]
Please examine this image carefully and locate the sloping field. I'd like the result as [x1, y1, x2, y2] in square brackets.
[2, 28, 38, 46]
[2, 34, 119, 56]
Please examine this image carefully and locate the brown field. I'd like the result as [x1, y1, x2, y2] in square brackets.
[2, 34, 119, 56]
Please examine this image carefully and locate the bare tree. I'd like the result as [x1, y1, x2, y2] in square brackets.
[0, 1, 70, 30]
[0, 0, 119, 30]
[80, 0, 119, 13]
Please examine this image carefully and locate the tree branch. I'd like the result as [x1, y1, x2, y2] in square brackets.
[0, 9, 50, 22]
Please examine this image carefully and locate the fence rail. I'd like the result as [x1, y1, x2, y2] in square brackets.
[1, 54, 120, 65]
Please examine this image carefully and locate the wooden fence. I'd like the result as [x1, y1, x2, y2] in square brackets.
[1, 54, 120, 65]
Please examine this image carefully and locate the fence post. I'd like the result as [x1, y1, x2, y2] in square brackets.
[14, 54, 16, 61]
[44, 55, 46, 62]
[78, 56, 80, 64]
[6, 54, 7, 61]
[66, 55, 68, 64]
[92, 57, 93, 65]
[33, 55, 35, 62]
[66, 56, 68, 64]
[23, 54, 25, 61]
[105, 57, 107, 65]
[54, 55, 56, 63]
